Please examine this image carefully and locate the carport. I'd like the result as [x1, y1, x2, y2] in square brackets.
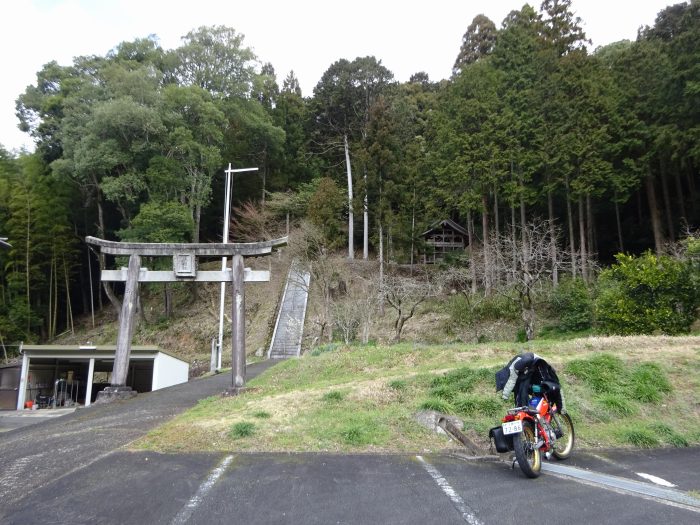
[16, 344, 189, 410]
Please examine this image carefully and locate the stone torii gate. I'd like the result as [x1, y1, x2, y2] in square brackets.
[86, 235, 287, 402]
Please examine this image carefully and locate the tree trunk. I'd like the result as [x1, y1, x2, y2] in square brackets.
[686, 169, 697, 216]
[344, 134, 354, 259]
[48, 251, 55, 339]
[645, 175, 664, 255]
[410, 188, 415, 274]
[524, 307, 536, 341]
[493, 188, 500, 240]
[547, 188, 558, 286]
[587, 193, 596, 259]
[673, 171, 687, 225]
[519, 175, 528, 277]
[63, 254, 74, 335]
[95, 190, 121, 316]
[614, 199, 624, 253]
[394, 314, 405, 343]
[578, 195, 588, 283]
[467, 210, 476, 294]
[660, 159, 674, 242]
[564, 174, 576, 278]
[510, 204, 517, 286]
[363, 167, 369, 260]
[193, 202, 202, 244]
[481, 194, 491, 295]
[379, 220, 385, 317]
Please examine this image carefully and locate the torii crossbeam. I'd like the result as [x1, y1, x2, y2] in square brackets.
[86, 235, 287, 402]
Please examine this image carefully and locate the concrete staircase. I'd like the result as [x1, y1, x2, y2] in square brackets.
[268, 262, 311, 359]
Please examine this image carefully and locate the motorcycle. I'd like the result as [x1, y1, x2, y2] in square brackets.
[489, 382, 575, 478]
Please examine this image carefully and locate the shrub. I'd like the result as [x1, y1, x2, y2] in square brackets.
[310, 343, 340, 356]
[388, 379, 407, 391]
[454, 395, 503, 417]
[322, 390, 344, 402]
[618, 425, 659, 447]
[419, 398, 455, 414]
[229, 422, 255, 439]
[252, 411, 271, 419]
[447, 294, 520, 328]
[595, 252, 699, 335]
[431, 367, 476, 390]
[429, 385, 459, 402]
[566, 354, 625, 394]
[550, 278, 594, 332]
[650, 423, 689, 448]
[629, 363, 672, 402]
[596, 394, 637, 416]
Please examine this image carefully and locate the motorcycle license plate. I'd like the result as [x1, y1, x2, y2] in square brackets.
[502, 420, 523, 435]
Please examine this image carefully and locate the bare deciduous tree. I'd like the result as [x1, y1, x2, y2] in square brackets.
[381, 269, 436, 342]
[288, 221, 343, 343]
[492, 220, 563, 341]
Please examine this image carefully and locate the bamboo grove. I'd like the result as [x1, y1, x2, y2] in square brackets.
[0, 1, 698, 344]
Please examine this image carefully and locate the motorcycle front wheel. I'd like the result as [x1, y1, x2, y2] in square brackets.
[513, 421, 541, 478]
[552, 412, 575, 460]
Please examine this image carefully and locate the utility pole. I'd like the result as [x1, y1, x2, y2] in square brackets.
[217, 164, 258, 369]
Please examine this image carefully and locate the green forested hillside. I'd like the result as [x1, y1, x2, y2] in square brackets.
[1, 1, 699, 348]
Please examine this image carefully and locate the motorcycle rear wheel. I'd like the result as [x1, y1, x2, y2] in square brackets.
[513, 421, 541, 478]
[552, 412, 575, 460]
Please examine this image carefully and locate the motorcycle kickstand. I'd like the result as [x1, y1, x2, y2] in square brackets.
[511, 457, 517, 470]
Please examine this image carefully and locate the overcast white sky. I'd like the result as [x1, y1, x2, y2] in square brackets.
[1, 0, 678, 152]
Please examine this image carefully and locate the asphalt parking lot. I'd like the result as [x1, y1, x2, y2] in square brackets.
[1, 361, 698, 524]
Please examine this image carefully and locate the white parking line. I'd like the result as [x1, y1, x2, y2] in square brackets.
[171, 454, 234, 525]
[416, 455, 482, 525]
[636, 472, 676, 487]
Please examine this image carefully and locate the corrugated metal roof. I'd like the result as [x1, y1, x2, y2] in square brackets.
[20, 345, 187, 363]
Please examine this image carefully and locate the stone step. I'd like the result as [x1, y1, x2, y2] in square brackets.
[268, 263, 311, 360]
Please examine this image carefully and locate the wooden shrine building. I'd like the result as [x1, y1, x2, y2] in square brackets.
[420, 219, 469, 264]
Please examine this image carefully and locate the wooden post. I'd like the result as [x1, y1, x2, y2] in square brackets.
[231, 254, 246, 391]
[112, 254, 141, 387]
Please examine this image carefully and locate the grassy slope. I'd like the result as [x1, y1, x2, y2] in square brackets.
[134, 335, 700, 453]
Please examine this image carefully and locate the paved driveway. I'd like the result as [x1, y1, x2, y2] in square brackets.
[0, 361, 276, 515]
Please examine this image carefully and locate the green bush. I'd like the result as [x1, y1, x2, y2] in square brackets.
[650, 423, 689, 447]
[550, 278, 594, 332]
[629, 363, 672, 402]
[595, 252, 699, 335]
[454, 395, 503, 417]
[447, 294, 520, 328]
[429, 385, 459, 402]
[566, 354, 626, 394]
[419, 398, 455, 414]
[229, 422, 256, 439]
[430, 366, 493, 394]
[388, 379, 407, 391]
[596, 394, 637, 416]
[618, 425, 659, 447]
[322, 390, 344, 402]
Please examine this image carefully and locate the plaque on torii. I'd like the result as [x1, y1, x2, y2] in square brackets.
[86, 235, 287, 402]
